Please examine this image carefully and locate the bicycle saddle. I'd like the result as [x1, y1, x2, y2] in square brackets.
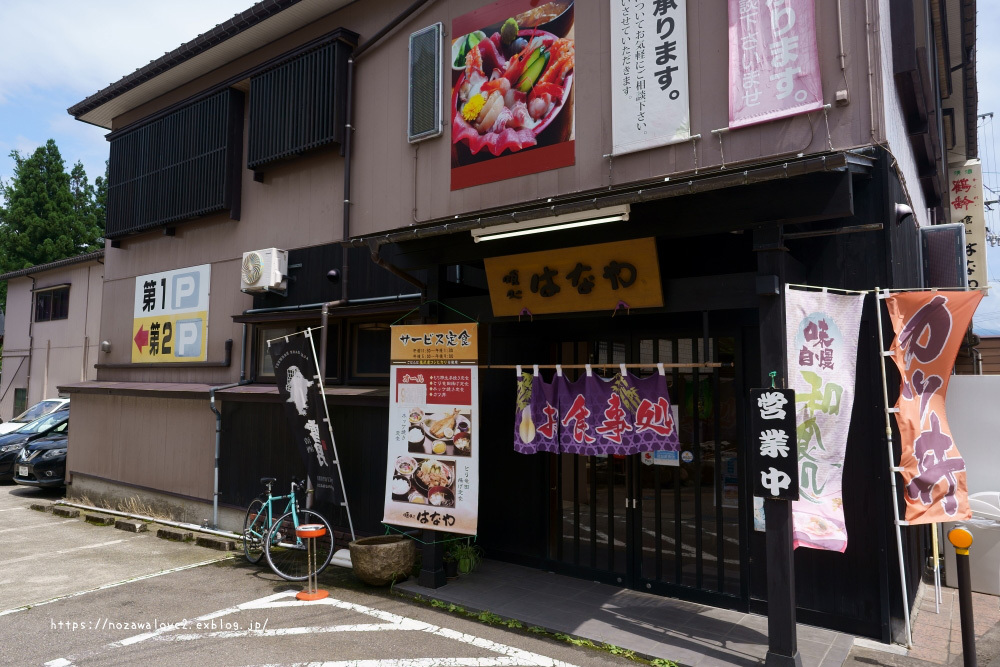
[260, 477, 277, 485]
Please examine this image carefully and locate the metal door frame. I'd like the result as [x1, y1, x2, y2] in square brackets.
[541, 312, 753, 610]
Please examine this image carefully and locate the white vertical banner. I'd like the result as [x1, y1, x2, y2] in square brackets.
[785, 287, 864, 552]
[610, 0, 690, 155]
[948, 159, 988, 290]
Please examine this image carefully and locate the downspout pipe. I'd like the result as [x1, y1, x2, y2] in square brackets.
[26, 275, 35, 406]
[325, 0, 433, 376]
[209, 380, 249, 529]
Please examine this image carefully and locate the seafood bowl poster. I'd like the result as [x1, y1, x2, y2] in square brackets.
[383, 365, 480, 535]
[451, 0, 575, 190]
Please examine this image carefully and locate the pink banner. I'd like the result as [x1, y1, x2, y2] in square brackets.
[728, 0, 823, 128]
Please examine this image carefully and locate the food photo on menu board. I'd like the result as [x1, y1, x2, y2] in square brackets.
[405, 406, 473, 456]
[392, 456, 456, 508]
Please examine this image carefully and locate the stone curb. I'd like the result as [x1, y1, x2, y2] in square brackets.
[156, 527, 193, 542]
[195, 535, 235, 551]
[84, 513, 116, 526]
[115, 519, 148, 533]
[53, 507, 81, 518]
[29, 503, 53, 512]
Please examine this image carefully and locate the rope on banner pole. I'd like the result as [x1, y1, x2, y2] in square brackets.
[381, 523, 474, 545]
[265, 326, 325, 345]
[785, 283, 870, 295]
[873, 286, 914, 648]
[390, 300, 480, 326]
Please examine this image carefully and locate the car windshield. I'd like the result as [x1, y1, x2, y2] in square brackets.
[16, 410, 68, 435]
[12, 400, 65, 423]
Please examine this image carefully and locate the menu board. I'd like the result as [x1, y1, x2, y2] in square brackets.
[382, 325, 479, 535]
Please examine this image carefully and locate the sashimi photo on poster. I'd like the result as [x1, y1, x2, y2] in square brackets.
[451, 0, 575, 189]
[384, 365, 479, 535]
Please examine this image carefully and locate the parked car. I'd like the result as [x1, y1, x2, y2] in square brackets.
[0, 398, 70, 435]
[0, 408, 70, 481]
[12, 418, 69, 488]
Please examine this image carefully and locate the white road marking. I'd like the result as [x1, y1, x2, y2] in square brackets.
[0, 519, 76, 534]
[43, 659, 74, 667]
[0, 539, 125, 566]
[0, 506, 28, 512]
[70, 591, 581, 667]
[260, 660, 542, 666]
[0, 556, 232, 616]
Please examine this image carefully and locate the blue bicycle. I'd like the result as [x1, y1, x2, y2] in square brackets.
[242, 477, 334, 581]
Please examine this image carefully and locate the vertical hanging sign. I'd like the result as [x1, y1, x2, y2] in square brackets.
[750, 388, 799, 500]
[384, 325, 479, 535]
[609, 0, 690, 155]
[728, 0, 823, 129]
[886, 291, 982, 524]
[948, 159, 988, 290]
[785, 287, 864, 552]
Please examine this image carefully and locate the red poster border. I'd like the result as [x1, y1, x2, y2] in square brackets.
[451, 141, 575, 190]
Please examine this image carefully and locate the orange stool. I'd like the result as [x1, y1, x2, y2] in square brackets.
[295, 523, 329, 601]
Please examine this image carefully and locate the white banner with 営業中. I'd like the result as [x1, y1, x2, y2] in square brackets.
[610, 0, 690, 155]
[785, 287, 864, 553]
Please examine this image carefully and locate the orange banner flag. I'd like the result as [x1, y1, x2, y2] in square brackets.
[886, 290, 982, 524]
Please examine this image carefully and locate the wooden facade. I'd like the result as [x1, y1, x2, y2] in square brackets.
[61, 0, 977, 647]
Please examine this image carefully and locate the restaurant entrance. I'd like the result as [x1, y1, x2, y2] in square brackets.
[542, 313, 756, 609]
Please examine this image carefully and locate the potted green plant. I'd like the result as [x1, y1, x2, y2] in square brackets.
[447, 539, 483, 575]
[443, 549, 459, 579]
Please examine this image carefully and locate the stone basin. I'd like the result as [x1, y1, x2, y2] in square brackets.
[349, 535, 416, 586]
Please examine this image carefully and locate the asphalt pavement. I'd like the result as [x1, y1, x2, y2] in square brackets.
[0, 482, 636, 666]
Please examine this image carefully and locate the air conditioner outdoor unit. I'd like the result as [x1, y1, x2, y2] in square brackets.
[241, 248, 288, 293]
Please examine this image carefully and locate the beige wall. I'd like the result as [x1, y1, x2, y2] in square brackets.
[66, 392, 216, 500]
[0, 261, 103, 420]
[94, 0, 890, 387]
[107, 0, 879, 242]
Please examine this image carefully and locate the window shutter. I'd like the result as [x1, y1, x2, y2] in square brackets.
[408, 23, 443, 143]
[920, 223, 968, 288]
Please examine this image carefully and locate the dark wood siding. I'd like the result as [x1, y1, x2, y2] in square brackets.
[248, 36, 353, 170]
[107, 89, 244, 238]
[219, 398, 388, 536]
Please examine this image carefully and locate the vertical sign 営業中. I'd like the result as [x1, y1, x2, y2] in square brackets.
[750, 388, 799, 500]
[132, 264, 211, 363]
[383, 325, 479, 535]
[948, 159, 988, 290]
[609, 0, 690, 155]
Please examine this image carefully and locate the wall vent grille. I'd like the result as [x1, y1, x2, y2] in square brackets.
[408, 23, 443, 143]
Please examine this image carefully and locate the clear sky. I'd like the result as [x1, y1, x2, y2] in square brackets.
[0, 1, 999, 329]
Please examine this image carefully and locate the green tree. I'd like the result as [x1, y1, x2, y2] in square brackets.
[0, 139, 104, 310]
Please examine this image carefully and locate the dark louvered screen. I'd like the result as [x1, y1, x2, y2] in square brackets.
[107, 89, 244, 239]
[408, 23, 442, 142]
[248, 38, 353, 170]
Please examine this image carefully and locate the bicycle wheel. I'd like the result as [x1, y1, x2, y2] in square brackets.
[242, 497, 269, 564]
[264, 509, 334, 581]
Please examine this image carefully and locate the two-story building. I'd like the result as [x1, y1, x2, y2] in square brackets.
[63, 0, 978, 644]
[0, 251, 104, 419]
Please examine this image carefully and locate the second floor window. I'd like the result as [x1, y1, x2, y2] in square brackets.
[35, 286, 69, 322]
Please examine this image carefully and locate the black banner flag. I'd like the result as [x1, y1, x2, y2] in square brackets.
[269, 334, 337, 506]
